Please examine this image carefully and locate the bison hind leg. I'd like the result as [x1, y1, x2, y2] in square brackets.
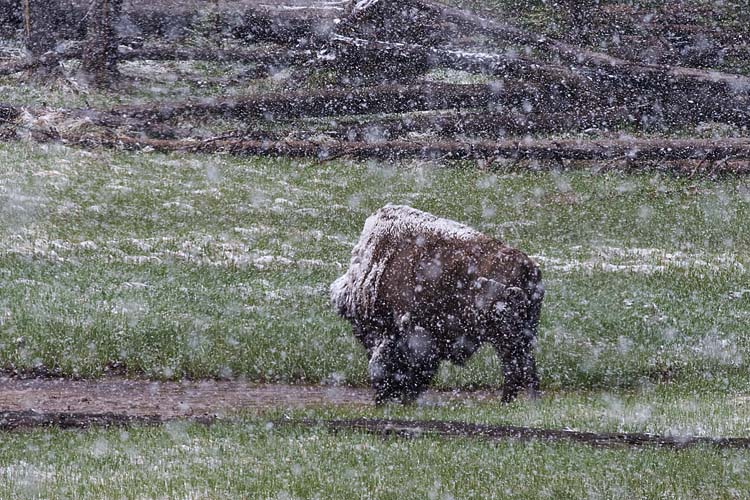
[446, 334, 480, 366]
[498, 305, 542, 403]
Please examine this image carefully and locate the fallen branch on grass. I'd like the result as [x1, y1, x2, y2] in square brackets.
[3, 80, 529, 139]
[0, 410, 218, 431]
[315, 107, 640, 139]
[5, 411, 750, 449]
[427, 0, 750, 89]
[0, 410, 158, 430]
[0, 45, 311, 77]
[0, 51, 64, 76]
[322, 34, 585, 85]
[291, 418, 750, 450]
[109, 82, 526, 121]
[69, 134, 750, 167]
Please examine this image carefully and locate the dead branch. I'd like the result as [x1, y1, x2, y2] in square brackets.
[0, 410, 165, 430]
[0, 410, 215, 431]
[0, 45, 311, 78]
[116, 45, 311, 66]
[425, 0, 750, 93]
[0, 50, 63, 76]
[323, 34, 584, 85]
[290, 418, 750, 450]
[66, 134, 750, 167]
[310, 107, 640, 140]
[107, 82, 541, 122]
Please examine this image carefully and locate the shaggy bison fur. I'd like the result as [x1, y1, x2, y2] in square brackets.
[331, 204, 544, 404]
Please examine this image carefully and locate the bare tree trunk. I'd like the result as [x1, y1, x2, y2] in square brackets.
[81, 0, 122, 88]
[21, 0, 63, 77]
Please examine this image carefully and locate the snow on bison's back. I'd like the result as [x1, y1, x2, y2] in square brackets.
[331, 204, 544, 404]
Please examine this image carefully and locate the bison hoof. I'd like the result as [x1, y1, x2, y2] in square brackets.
[501, 387, 542, 403]
[501, 390, 519, 404]
[527, 388, 542, 400]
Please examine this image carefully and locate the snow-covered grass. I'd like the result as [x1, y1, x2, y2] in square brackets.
[0, 142, 749, 394]
[0, 57, 285, 109]
[1, 411, 750, 499]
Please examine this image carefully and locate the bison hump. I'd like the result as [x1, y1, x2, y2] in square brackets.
[331, 204, 507, 321]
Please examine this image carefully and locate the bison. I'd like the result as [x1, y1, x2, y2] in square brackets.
[331, 204, 544, 404]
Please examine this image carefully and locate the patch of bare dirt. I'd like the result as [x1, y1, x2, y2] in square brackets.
[4, 378, 749, 450]
[0, 376, 507, 420]
[0, 377, 378, 419]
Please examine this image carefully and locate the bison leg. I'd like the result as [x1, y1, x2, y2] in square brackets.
[368, 326, 439, 405]
[446, 334, 480, 366]
[495, 290, 542, 403]
[497, 340, 538, 403]
[399, 326, 440, 403]
[368, 336, 400, 405]
[521, 289, 543, 398]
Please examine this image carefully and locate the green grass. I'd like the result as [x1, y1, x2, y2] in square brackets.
[3, 386, 750, 498]
[290, 386, 750, 438]
[1, 4, 748, 497]
[1, 412, 750, 499]
[0, 142, 748, 393]
[0, 57, 285, 109]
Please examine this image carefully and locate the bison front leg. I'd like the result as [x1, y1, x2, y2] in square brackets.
[497, 340, 538, 403]
[399, 330, 440, 404]
[368, 326, 439, 405]
[368, 336, 400, 405]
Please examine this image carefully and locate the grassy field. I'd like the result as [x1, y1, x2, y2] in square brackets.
[1, 132, 749, 498]
[2, 386, 750, 497]
[1, 1, 749, 497]
[2, 408, 750, 499]
[1, 141, 748, 391]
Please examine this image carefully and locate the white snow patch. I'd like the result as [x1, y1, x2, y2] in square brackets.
[533, 246, 746, 274]
[120, 281, 150, 290]
[0, 233, 338, 270]
[32, 170, 65, 178]
[78, 240, 98, 251]
[253, 255, 294, 268]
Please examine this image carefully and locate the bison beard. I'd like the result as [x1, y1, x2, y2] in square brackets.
[331, 204, 544, 404]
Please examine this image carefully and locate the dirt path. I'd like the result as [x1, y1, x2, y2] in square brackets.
[0, 376, 502, 419]
[0, 377, 377, 418]
[4, 377, 750, 450]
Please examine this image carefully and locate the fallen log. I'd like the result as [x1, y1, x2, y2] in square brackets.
[0, 45, 311, 78]
[311, 107, 640, 140]
[68, 134, 750, 166]
[0, 51, 63, 76]
[427, 0, 750, 94]
[322, 34, 584, 86]
[0, 410, 215, 431]
[0, 410, 165, 430]
[116, 45, 310, 66]
[142, 108, 620, 142]
[291, 418, 750, 450]
[109, 82, 554, 122]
